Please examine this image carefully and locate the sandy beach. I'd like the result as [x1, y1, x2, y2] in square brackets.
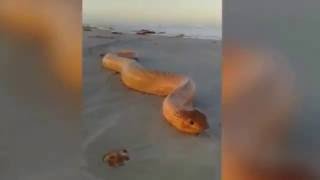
[82, 28, 221, 180]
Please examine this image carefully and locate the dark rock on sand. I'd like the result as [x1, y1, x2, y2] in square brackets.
[112, 31, 123, 35]
[136, 29, 156, 35]
[175, 34, 185, 38]
[83, 25, 93, 31]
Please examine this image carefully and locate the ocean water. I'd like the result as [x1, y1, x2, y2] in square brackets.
[90, 23, 221, 40]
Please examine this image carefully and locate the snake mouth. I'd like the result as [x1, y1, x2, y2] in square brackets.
[193, 123, 211, 136]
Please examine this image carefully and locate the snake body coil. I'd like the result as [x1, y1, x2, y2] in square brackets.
[102, 52, 208, 135]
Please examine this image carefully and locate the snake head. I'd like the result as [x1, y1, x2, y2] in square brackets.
[180, 109, 209, 135]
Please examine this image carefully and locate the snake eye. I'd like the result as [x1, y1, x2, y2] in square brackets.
[122, 149, 128, 153]
[189, 121, 194, 125]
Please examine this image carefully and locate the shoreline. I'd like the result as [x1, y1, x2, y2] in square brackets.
[83, 25, 221, 41]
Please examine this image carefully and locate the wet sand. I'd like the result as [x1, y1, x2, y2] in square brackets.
[82, 28, 221, 180]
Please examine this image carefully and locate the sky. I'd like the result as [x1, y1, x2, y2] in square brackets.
[83, 0, 221, 27]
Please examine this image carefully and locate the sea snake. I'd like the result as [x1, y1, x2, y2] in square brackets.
[102, 50, 209, 135]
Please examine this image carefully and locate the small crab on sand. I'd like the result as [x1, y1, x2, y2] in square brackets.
[102, 149, 130, 167]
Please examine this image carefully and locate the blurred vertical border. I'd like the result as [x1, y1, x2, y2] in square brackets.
[223, 0, 320, 179]
[0, 0, 82, 179]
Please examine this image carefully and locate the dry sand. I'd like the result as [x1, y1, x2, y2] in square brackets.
[82, 28, 221, 180]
